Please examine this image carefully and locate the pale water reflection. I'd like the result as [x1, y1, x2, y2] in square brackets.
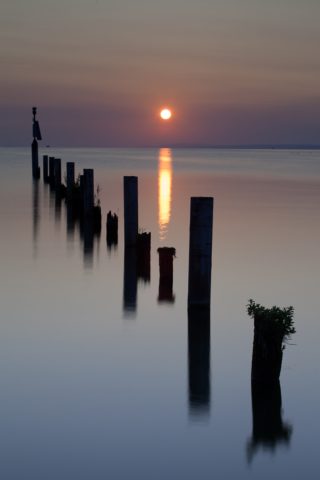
[158, 148, 172, 241]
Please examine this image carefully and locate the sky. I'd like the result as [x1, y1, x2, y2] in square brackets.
[0, 0, 319, 147]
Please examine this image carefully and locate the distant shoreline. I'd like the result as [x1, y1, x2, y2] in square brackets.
[141, 143, 320, 150]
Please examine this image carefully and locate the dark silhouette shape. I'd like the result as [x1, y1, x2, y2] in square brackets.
[106, 211, 118, 252]
[188, 197, 214, 308]
[124, 176, 138, 246]
[157, 247, 175, 303]
[123, 246, 137, 317]
[248, 300, 295, 382]
[31, 107, 41, 179]
[188, 308, 211, 419]
[246, 381, 292, 463]
[137, 232, 151, 283]
[32, 179, 39, 255]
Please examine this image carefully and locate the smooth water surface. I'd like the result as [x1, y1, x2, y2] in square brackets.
[0, 147, 320, 479]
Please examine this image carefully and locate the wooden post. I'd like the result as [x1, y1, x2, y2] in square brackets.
[66, 162, 75, 199]
[54, 158, 61, 192]
[157, 247, 175, 302]
[83, 169, 94, 217]
[49, 157, 55, 186]
[43, 155, 48, 182]
[188, 308, 210, 417]
[106, 211, 118, 250]
[123, 176, 138, 246]
[31, 139, 39, 178]
[188, 197, 214, 308]
[137, 232, 151, 283]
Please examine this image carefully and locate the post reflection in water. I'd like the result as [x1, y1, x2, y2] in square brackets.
[32, 180, 39, 256]
[188, 308, 211, 420]
[123, 247, 137, 317]
[158, 148, 172, 241]
[246, 381, 293, 464]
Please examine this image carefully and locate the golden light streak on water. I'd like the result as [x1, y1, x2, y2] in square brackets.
[158, 148, 172, 241]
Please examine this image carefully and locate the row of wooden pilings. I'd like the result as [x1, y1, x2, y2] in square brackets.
[122, 176, 214, 309]
[37, 155, 285, 385]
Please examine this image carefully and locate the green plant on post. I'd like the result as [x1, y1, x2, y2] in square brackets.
[247, 299, 296, 382]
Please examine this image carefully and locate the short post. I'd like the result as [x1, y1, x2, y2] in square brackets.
[32, 139, 39, 178]
[83, 169, 94, 217]
[49, 157, 55, 186]
[123, 176, 138, 246]
[137, 232, 151, 283]
[80, 174, 84, 207]
[43, 155, 48, 182]
[188, 197, 214, 308]
[31, 107, 41, 179]
[157, 247, 175, 302]
[106, 211, 118, 250]
[66, 162, 75, 199]
[54, 158, 61, 192]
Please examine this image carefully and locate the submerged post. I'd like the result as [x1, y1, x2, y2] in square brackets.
[43, 155, 48, 182]
[137, 232, 151, 283]
[49, 157, 55, 186]
[188, 197, 214, 308]
[54, 158, 61, 192]
[66, 162, 75, 199]
[123, 176, 138, 246]
[83, 169, 94, 217]
[106, 211, 118, 250]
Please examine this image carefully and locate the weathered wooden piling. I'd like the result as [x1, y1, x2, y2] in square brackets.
[83, 169, 94, 217]
[123, 176, 138, 246]
[123, 247, 137, 315]
[106, 211, 118, 250]
[157, 247, 175, 302]
[43, 155, 48, 182]
[32, 139, 39, 179]
[137, 232, 151, 283]
[49, 157, 55, 186]
[54, 158, 61, 192]
[31, 107, 41, 179]
[80, 175, 84, 206]
[247, 300, 295, 382]
[66, 162, 75, 198]
[188, 197, 214, 308]
[188, 308, 210, 417]
[246, 381, 292, 463]
[83, 217, 94, 268]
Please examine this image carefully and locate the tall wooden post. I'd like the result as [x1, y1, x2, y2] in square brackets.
[43, 155, 48, 182]
[31, 107, 41, 179]
[123, 176, 138, 246]
[66, 162, 75, 199]
[49, 157, 55, 186]
[54, 158, 61, 192]
[83, 169, 94, 217]
[188, 197, 214, 308]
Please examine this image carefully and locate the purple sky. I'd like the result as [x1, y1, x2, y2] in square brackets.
[1, 0, 320, 146]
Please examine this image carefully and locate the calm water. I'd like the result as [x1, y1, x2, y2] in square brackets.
[0, 147, 320, 480]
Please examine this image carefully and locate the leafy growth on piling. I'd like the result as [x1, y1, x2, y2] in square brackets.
[246, 299, 296, 347]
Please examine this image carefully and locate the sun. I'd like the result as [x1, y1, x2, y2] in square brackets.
[160, 109, 171, 120]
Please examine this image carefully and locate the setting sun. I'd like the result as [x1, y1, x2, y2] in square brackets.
[160, 109, 171, 120]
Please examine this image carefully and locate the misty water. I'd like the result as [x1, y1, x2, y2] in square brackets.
[0, 147, 320, 480]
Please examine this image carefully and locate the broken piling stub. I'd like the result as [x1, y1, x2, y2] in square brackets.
[83, 169, 94, 217]
[188, 197, 213, 309]
[43, 155, 49, 182]
[31, 107, 41, 179]
[49, 157, 55, 187]
[157, 247, 175, 302]
[124, 176, 138, 246]
[137, 231, 151, 283]
[66, 162, 75, 199]
[106, 211, 118, 250]
[247, 300, 296, 382]
[54, 158, 61, 192]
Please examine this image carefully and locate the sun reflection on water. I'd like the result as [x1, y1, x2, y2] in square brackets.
[158, 148, 172, 241]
